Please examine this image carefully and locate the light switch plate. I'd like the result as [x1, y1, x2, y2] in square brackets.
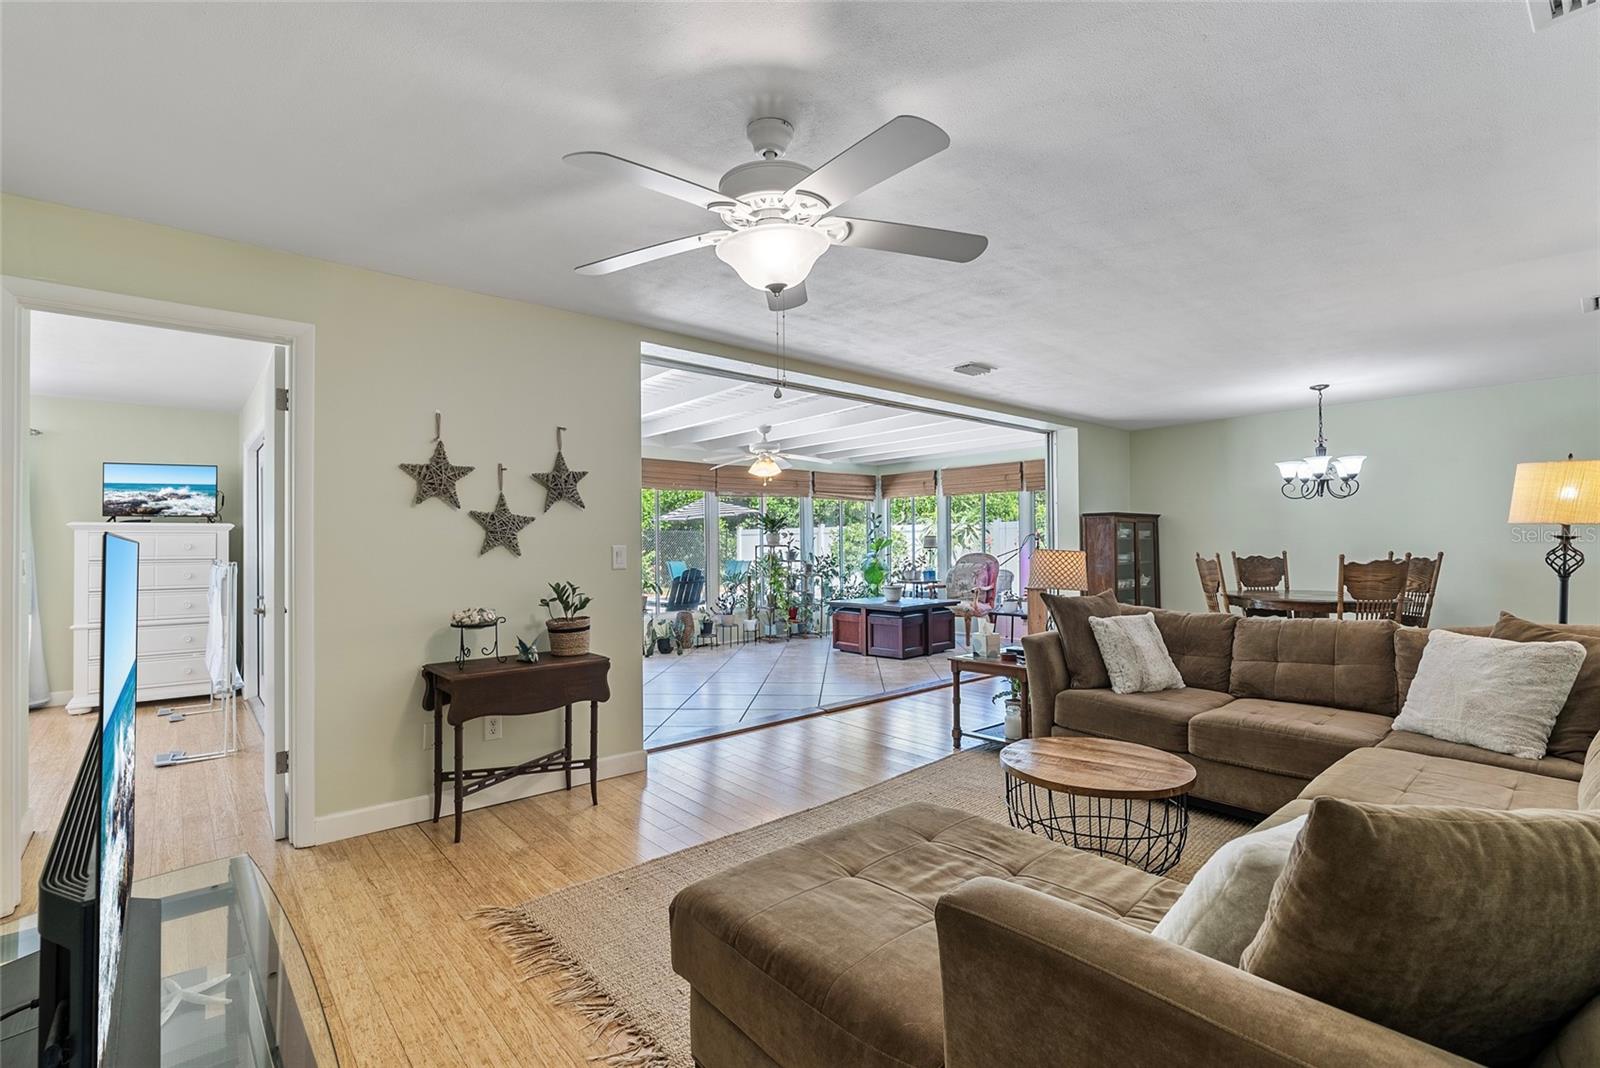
[611, 544, 627, 570]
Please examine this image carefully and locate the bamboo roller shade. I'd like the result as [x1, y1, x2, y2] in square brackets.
[641, 458, 717, 492]
[811, 471, 878, 501]
[1023, 459, 1046, 492]
[880, 470, 937, 498]
[941, 461, 1024, 495]
[714, 465, 812, 497]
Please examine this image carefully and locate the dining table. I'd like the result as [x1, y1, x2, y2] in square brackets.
[1227, 588, 1342, 617]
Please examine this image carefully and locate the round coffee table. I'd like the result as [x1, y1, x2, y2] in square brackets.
[1000, 737, 1197, 875]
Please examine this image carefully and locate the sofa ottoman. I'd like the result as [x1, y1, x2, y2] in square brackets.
[669, 801, 1184, 1068]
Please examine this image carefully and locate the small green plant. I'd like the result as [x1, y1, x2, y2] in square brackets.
[756, 511, 785, 536]
[859, 515, 893, 596]
[540, 580, 591, 621]
[991, 678, 1024, 705]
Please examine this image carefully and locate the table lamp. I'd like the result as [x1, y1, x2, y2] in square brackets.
[1025, 547, 1088, 634]
[1508, 455, 1600, 623]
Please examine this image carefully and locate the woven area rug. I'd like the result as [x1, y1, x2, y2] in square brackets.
[479, 746, 1253, 1067]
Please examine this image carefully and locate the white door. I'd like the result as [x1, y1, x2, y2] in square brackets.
[262, 346, 289, 839]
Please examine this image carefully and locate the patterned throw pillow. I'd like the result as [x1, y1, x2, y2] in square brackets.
[1086, 613, 1185, 695]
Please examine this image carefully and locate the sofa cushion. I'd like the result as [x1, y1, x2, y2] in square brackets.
[1396, 624, 1492, 708]
[1492, 613, 1600, 763]
[670, 802, 1182, 1068]
[1189, 698, 1392, 780]
[1230, 617, 1399, 716]
[1055, 687, 1235, 752]
[1043, 589, 1124, 689]
[1297, 745, 1580, 812]
[1116, 604, 1237, 692]
[1583, 731, 1600, 814]
[1152, 814, 1307, 966]
[1379, 729, 1584, 782]
[1088, 613, 1185, 694]
[1240, 797, 1600, 1065]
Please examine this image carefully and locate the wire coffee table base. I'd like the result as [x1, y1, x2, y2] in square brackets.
[1004, 773, 1190, 875]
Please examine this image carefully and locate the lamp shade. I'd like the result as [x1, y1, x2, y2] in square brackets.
[747, 454, 783, 481]
[715, 224, 830, 293]
[1026, 547, 1088, 592]
[1508, 459, 1600, 525]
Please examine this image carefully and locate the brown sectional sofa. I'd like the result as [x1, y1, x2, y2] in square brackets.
[670, 612, 1600, 1067]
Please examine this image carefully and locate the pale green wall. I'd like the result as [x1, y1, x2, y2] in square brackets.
[26, 396, 244, 694]
[1129, 375, 1600, 625]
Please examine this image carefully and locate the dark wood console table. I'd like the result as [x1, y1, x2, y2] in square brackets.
[421, 653, 611, 842]
[829, 597, 958, 659]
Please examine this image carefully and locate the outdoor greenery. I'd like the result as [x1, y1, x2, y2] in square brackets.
[858, 514, 893, 595]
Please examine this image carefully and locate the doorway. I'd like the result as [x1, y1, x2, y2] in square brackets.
[0, 279, 315, 917]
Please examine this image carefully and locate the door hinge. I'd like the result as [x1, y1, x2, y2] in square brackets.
[275, 387, 290, 412]
[275, 750, 289, 774]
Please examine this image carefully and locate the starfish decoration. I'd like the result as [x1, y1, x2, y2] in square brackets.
[469, 492, 537, 556]
[399, 440, 474, 509]
[530, 451, 588, 511]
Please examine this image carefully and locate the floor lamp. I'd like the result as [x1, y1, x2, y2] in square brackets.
[1026, 548, 1088, 635]
[1508, 456, 1600, 624]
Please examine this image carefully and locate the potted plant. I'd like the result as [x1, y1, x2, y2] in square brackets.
[694, 605, 714, 639]
[642, 615, 683, 656]
[859, 515, 893, 597]
[757, 511, 785, 548]
[540, 580, 592, 656]
[992, 679, 1025, 741]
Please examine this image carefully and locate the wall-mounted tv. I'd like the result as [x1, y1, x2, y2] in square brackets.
[102, 462, 218, 519]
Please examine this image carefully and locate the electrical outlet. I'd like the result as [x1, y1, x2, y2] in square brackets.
[611, 544, 627, 570]
[484, 716, 504, 741]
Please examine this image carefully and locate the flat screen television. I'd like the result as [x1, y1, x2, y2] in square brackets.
[37, 532, 138, 1066]
[102, 461, 218, 519]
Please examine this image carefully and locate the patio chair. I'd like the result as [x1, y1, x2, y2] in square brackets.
[664, 568, 706, 612]
[666, 560, 688, 580]
[721, 559, 750, 583]
[947, 552, 1000, 647]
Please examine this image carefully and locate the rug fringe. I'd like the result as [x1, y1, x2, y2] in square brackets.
[476, 905, 670, 1068]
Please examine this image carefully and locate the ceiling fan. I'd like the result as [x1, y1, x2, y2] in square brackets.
[565, 114, 988, 310]
[708, 425, 835, 480]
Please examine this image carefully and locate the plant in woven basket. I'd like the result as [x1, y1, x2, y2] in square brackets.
[540, 580, 592, 656]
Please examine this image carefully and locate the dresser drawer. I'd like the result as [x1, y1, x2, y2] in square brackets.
[90, 653, 210, 690]
[88, 589, 207, 623]
[83, 623, 208, 657]
[88, 529, 220, 561]
[153, 561, 212, 588]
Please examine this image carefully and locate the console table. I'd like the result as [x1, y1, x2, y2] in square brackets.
[829, 597, 957, 659]
[421, 654, 611, 842]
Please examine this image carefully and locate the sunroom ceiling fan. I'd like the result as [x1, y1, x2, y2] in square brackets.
[565, 114, 988, 310]
[708, 425, 834, 480]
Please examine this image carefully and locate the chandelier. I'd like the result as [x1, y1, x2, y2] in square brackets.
[1275, 384, 1365, 500]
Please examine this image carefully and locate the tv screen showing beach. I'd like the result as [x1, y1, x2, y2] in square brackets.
[102, 462, 218, 518]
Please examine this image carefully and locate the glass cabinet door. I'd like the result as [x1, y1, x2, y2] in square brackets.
[1135, 521, 1157, 606]
[1115, 520, 1136, 603]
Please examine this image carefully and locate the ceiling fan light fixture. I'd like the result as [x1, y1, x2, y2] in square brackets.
[747, 453, 783, 481]
[715, 223, 830, 293]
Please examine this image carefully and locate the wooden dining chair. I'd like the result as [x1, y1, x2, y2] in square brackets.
[1335, 555, 1409, 621]
[1232, 550, 1290, 593]
[1195, 552, 1231, 613]
[1392, 551, 1444, 627]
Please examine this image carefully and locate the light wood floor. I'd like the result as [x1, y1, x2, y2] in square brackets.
[11, 677, 1002, 1066]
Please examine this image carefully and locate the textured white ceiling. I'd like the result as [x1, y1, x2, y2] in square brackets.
[3, 3, 1595, 428]
[29, 311, 274, 411]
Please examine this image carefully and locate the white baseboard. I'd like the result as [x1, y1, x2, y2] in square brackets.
[311, 749, 648, 846]
[31, 690, 72, 710]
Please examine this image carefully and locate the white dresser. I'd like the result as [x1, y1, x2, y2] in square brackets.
[67, 521, 233, 713]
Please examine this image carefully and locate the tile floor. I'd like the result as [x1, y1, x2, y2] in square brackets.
[642, 635, 972, 748]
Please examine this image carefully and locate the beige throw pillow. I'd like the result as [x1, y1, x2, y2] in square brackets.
[1042, 589, 1124, 689]
[1152, 815, 1305, 966]
[1491, 613, 1600, 762]
[1241, 798, 1600, 1065]
[1087, 613, 1184, 695]
[1391, 629, 1584, 759]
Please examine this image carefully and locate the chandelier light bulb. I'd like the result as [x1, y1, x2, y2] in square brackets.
[747, 454, 783, 481]
[715, 223, 831, 293]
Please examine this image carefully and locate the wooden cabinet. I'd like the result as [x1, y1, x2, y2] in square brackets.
[1081, 512, 1161, 607]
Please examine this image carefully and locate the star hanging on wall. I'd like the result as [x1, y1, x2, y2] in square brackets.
[469, 491, 537, 556]
[530, 429, 588, 511]
[399, 439, 475, 509]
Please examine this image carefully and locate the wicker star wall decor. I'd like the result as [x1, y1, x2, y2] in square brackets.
[399, 411, 474, 508]
[470, 464, 537, 556]
[530, 425, 588, 511]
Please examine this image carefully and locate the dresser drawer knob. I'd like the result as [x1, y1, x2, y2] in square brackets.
[184, 667, 194, 676]
[184, 542, 194, 550]
[183, 601, 194, 610]
[185, 571, 195, 580]
[184, 635, 194, 645]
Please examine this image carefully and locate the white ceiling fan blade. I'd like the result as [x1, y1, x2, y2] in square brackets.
[708, 458, 748, 471]
[832, 218, 988, 263]
[780, 452, 835, 465]
[766, 282, 808, 311]
[775, 456, 793, 470]
[786, 116, 950, 212]
[563, 151, 731, 211]
[575, 231, 730, 276]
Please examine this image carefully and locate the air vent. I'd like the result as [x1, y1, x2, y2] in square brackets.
[953, 362, 995, 377]
[1529, 0, 1594, 31]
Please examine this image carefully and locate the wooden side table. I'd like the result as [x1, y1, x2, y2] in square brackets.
[421, 653, 611, 842]
[949, 653, 1030, 748]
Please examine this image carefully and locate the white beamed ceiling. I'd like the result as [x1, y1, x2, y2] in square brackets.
[641, 365, 1040, 468]
[3, 4, 1596, 428]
